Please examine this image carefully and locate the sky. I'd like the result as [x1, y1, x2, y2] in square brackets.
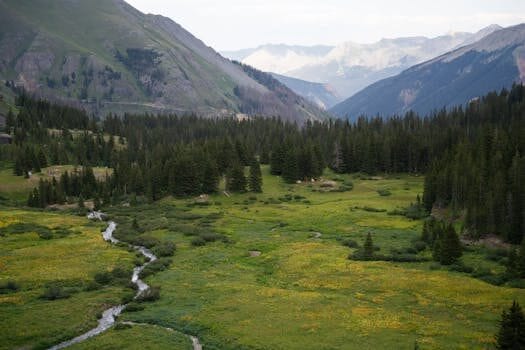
[125, 0, 525, 51]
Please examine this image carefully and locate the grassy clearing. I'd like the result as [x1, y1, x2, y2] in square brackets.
[0, 209, 134, 350]
[88, 166, 523, 350]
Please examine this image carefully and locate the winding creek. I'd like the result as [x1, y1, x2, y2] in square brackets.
[48, 212, 202, 350]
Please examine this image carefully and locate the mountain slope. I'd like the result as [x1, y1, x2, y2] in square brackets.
[271, 73, 341, 109]
[224, 26, 502, 99]
[331, 24, 525, 119]
[0, 0, 326, 122]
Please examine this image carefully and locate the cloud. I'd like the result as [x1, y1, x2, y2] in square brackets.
[125, 0, 525, 50]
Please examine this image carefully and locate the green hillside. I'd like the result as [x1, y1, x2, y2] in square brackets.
[0, 0, 326, 121]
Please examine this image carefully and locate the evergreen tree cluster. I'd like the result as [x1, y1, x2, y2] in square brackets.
[421, 218, 463, 265]
[27, 167, 110, 208]
[423, 86, 525, 243]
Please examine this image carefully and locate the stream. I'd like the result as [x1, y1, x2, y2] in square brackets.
[48, 212, 202, 350]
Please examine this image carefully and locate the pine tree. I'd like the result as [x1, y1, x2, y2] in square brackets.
[132, 218, 140, 231]
[282, 148, 299, 183]
[249, 158, 262, 193]
[433, 223, 462, 265]
[496, 301, 525, 349]
[226, 163, 246, 193]
[93, 196, 101, 211]
[363, 232, 374, 260]
[78, 195, 85, 209]
[201, 160, 220, 194]
[270, 144, 285, 175]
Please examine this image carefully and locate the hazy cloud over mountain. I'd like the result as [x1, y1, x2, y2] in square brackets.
[126, 0, 525, 50]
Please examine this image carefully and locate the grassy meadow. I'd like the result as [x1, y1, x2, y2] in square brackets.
[0, 209, 134, 349]
[1, 166, 523, 349]
[83, 167, 523, 349]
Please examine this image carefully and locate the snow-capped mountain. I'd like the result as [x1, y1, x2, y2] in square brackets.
[330, 23, 525, 119]
[223, 25, 502, 100]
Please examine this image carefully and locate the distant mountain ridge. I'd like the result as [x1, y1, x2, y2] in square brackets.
[330, 24, 525, 119]
[270, 73, 341, 109]
[0, 0, 327, 122]
[222, 25, 502, 99]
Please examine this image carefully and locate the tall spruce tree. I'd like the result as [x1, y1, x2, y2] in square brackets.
[496, 301, 525, 350]
[226, 163, 247, 193]
[363, 232, 374, 260]
[249, 158, 262, 193]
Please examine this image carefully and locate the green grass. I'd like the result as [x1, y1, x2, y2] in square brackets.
[69, 324, 193, 350]
[2, 166, 524, 349]
[93, 167, 522, 350]
[0, 209, 135, 350]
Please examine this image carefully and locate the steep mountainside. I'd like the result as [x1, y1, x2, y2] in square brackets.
[271, 73, 341, 109]
[331, 24, 525, 119]
[223, 25, 502, 99]
[0, 0, 326, 122]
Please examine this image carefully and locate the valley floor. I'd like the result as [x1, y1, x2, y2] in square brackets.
[1, 167, 522, 349]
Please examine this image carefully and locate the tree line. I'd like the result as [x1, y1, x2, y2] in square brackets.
[1, 84, 524, 243]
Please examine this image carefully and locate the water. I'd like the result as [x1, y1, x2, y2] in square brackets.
[48, 212, 202, 350]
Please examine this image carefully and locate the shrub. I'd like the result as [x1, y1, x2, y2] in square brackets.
[200, 232, 221, 242]
[137, 286, 161, 302]
[140, 258, 172, 278]
[413, 241, 427, 252]
[114, 323, 132, 330]
[94, 271, 113, 285]
[390, 254, 424, 262]
[342, 239, 359, 248]
[0, 280, 20, 294]
[361, 206, 387, 213]
[448, 263, 474, 273]
[191, 237, 206, 247]
[84, 281, 102, 291]
[41, 284, 70, 300]
[377, 189, 391, 197]
[387, 209, 406, 216]
[125, 303, 145, 312]
[152, 241, 176, 257]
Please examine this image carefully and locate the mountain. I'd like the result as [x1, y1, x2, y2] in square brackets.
[330, 24, 525, 119]
[0, 0, 327, 122]
[223, 26, 502, 99]
[271, 73, 341, 109]
[222, 44, 334, 74]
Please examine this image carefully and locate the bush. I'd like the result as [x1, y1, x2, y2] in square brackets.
[390, 254, 425, 262]
[140, 258, 172, 278]
[387, 209, 406, 216]
[152, 241, 176, 257]
[0, 280, 20, 294]
[41, 284, 70, 300]
[191, 237, 206, 247]
[506, 279, 525, 289]
[448, 262, 474, 273]
[137, 286, 161, 302]
[84, 281, 102, 291]
[377, 189, 391, 197]
[94, 271, 113, 285]
[125, 303, 145, 312]
[200, 232, 221, 242]
[114, 323, 132, 330]
[361, 206, 387, 213]
[342, 239, 359, 248]
[412, 241, 427, 252]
